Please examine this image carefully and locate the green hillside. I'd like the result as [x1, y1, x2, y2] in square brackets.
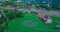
[4, 12, 60, 32]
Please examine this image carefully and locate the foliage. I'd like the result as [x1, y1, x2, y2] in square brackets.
[3, 10, 24, 20]
[16, 11, 24, 18]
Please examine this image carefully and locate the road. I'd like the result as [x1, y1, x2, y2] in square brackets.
[0, 6, 60, 17]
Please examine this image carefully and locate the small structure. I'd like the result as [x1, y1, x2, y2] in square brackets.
[37, 13, 52, 24]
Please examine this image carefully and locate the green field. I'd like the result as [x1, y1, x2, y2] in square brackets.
[4, 12, 60, 32]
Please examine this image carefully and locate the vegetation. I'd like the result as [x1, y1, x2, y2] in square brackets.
[3, 10, 24, 20]
[4, 13, 60, 32]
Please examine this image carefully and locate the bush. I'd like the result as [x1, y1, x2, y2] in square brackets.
[0, 15, 6, 24]
[3, 10, 24, 20]
[16, 11, 24, 18]
[3, 10, 15, 20]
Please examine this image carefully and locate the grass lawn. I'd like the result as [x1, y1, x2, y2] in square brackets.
[4, 12, 60, 32]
